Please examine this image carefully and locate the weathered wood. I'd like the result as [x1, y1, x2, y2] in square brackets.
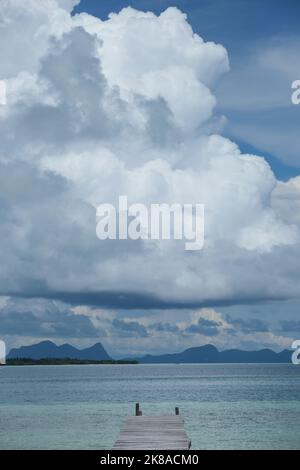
[113, 413, 191, 450]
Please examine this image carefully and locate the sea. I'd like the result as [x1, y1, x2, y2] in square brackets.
[0, 363, 299, 449]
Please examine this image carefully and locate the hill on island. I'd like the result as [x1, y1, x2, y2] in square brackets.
[8, 340, 111, 361]
[7, 342, 292, 363]
[133, 344, 291, 364]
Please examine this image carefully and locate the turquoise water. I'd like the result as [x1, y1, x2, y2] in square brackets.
[0, 363, 300, 449]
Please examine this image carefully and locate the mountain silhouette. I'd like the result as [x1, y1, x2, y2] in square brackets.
[134, 344, 291, 363]
[7, 342, 292, 363]
[8, 340, 111, 361]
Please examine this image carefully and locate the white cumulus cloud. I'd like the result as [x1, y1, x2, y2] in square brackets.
[0, 0, 299, 312]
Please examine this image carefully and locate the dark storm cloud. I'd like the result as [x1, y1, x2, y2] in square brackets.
[280, 321, 300, 332]
[0, 298, 99, 338]
[185, 318, 221, 336]
[3, 289, 290, 311]
[112, 318, 148, 337]
[148, 322, 180, 333]
[227, 317, 269, 333]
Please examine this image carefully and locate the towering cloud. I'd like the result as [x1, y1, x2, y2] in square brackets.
[0, 0, 299, 311]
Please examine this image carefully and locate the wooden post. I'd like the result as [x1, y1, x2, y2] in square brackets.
[175, 407, 179, 415]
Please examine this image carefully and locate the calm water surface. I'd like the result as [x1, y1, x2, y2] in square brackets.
[0, 363, 299, 449]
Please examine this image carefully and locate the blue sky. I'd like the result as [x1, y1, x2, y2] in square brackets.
[74, 0, 300, 48]
[74, 0, 300, 180]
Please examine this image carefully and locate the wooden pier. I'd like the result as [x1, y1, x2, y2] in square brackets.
[113, 404, 191, 450]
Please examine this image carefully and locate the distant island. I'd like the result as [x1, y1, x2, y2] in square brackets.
[5, 340, 293, 365]
[8, 341, 112, 361]
[133, 344, 292, 364]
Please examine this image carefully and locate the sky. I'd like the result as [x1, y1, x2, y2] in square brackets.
[0, 0, 300, 356]
[74, 0, 300, 179]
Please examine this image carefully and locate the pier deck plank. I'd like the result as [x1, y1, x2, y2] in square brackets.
[113, 415, 191, 450]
